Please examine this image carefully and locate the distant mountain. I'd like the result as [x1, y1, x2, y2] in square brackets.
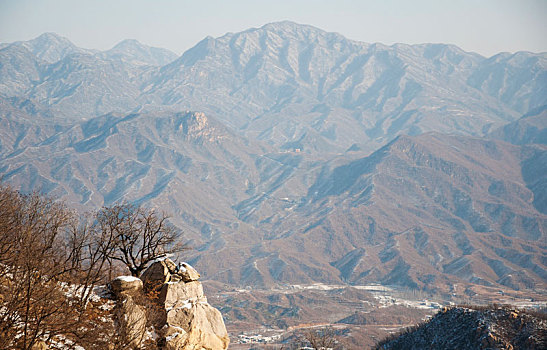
[200, 133, 546, 291]
[6, 108, 544, 292]
[467, 52, 547, 113]
[102, 39, 178, 66]
[0, 110, 268, 213]
[0, 22, 546, 295]
[30, 52, 148, 118]
[0, 44, 42, 96]
[489, 105, 547, 145]
[5, 32, 93, 63]
[1, 22, 545, 153]
[0, 34, 177, 118]
[149, 21, 545, 153]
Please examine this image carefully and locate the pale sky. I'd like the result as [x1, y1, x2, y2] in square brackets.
[0, 0, 545, 57]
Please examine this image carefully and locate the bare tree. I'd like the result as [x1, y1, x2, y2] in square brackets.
[96, 203, 187, 277]
[0, 184, 122, 349]
[0, 186, 74, 349]
[298, 326, 344, 350]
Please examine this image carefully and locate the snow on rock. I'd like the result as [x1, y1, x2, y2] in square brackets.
[141, 258, 200, 292]
[376, 306, 547, 349]
[150, 253, 174, 264]
[110, 276, 143, 297]
[115, 275, 141, 282]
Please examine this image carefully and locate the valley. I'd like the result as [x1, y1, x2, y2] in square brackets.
[204, 282, 546, 348]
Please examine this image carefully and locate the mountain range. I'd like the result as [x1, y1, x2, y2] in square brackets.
[0, 22, 545, 296]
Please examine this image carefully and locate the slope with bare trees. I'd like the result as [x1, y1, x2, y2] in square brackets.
[0, 184, 186, 349]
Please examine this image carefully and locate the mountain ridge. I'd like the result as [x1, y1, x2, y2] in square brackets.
[2, 23, 545, 148]
[376, 305, 547, 350]
[0, 23, 545, 296]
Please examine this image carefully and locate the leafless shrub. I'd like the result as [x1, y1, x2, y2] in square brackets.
[296, 326, 345, 350]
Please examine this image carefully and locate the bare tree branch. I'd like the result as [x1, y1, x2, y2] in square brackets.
[96, 203, 188, 277]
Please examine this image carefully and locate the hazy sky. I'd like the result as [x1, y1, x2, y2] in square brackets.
[0, 0, 545, 57]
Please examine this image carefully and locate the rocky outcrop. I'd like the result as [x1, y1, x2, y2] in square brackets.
[161, 300, 229, 350]
[141, 258, 201, 291]
[110, 276, 147, 348]
[115, 294, 148, 348]
[111, 258, 229, 350]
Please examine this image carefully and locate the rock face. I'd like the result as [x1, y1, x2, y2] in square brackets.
[110, 276, 147, 348]
[111, 258, 229, 350]
[162, 300, 229, 350]
[115, 294, 147, 348]
[375, 306, 547, 350]
[141, 258, 201, 291]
